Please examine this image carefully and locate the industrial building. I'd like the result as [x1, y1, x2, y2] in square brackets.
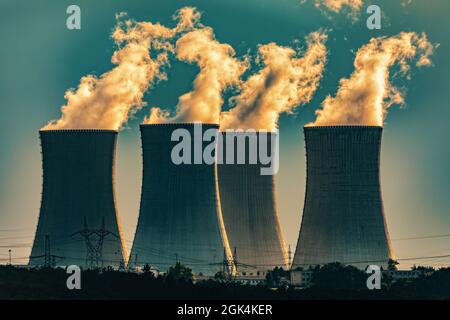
[29, 129, 127, 269]
[293, 126, 394, 269]
[217, 131, 289, 273]
[290, 269, 425, 288]
[130, 123, 234, 276]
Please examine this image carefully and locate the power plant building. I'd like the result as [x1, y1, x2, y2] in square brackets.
[130, 123, 234, 276]
[29, 130, 128, 269]
[217, 131, 289, 272]
[293, 126, 394, 269]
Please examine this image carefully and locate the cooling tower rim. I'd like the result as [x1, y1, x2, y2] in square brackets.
[218, 130, 278, 136]
[140, 122, 219, 128]
[39, 129, 118, 134]
[304, 125, 383, 130]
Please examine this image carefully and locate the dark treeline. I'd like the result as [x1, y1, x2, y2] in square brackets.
[1, 263, 450, 300]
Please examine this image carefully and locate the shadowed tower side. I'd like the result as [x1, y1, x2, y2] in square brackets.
[130, 123, 234, 276]
[29, 130, 127, 268]
[293, 126, 394, 269]
[218, 132, 289, 273]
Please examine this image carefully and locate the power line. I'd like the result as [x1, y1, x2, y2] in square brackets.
[71, 216, 119, 269]
[4, 227, 450, 270]
[392, 233, 450, 241]
[28, 235, 64, 267]
[397, 254, 450, 262]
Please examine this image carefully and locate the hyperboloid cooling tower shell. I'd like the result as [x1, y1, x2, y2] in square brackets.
[130, 123, 234, 276]
[29, 130, 127, 268]
[217, 132, 289, 272]
[293, 126, 394, 269]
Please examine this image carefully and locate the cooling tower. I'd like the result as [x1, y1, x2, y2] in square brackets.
[130, 123, 234, 276]
[217, 132, 289, 272]
[29, 130, 127, 269]
[293, 126, 394, 269]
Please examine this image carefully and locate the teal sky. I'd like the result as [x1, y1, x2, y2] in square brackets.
[1, 0, 449, 268]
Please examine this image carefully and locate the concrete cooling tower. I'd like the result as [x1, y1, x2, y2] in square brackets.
[293, 126, 394, 269]
[130, 123, 234, 276]
[217, 132, 289, 273]
[29, 130, 127, 269]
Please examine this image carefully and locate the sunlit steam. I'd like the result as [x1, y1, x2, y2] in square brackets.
[220, 32, 328, 131]
[42, 7, 200, 131]
[310, 32, 436, 127]
[312, 0, 363, 13]
[145, 26, 247, 124]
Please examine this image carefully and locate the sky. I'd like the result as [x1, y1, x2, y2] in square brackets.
[0, 0, 450, 268]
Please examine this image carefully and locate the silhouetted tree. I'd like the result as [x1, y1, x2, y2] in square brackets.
[311, 262, 366, 291]
[142, 264, 151, 273]
[412, 265, 434, 275]
[266, 267, 289, 288]
[387, 259, 399, 271]
[165, 262, 193, 284]
[214, 271, 229, 283]
[1, 264, 449, 299]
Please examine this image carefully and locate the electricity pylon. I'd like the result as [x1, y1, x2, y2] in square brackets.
[72, 216, 118, 269]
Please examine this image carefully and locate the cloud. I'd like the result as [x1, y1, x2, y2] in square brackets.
[310, 32, 436, 127]
[144, 26, 247, 124]
[42, 7, 200, 131]
[314, 0, 363, 13]
[301, 0, 363, 19]
[220, 32, 328, 131]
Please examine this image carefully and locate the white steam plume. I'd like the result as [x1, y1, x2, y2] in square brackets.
[144, 26, 248, 124]
[42, 7, 200, 131]
[220, 32, 328, 131]
[310, 32, 436, 127]
[314, 0, 363, 13]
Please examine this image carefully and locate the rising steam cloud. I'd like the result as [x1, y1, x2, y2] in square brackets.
[145, 26, 247, 124]
[42, 7, 200, 131]
[220, 32, 328, 131]
[310, 32, 436, 127]
[300, 0, 363, 16]
[315, 0, 363, 13]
